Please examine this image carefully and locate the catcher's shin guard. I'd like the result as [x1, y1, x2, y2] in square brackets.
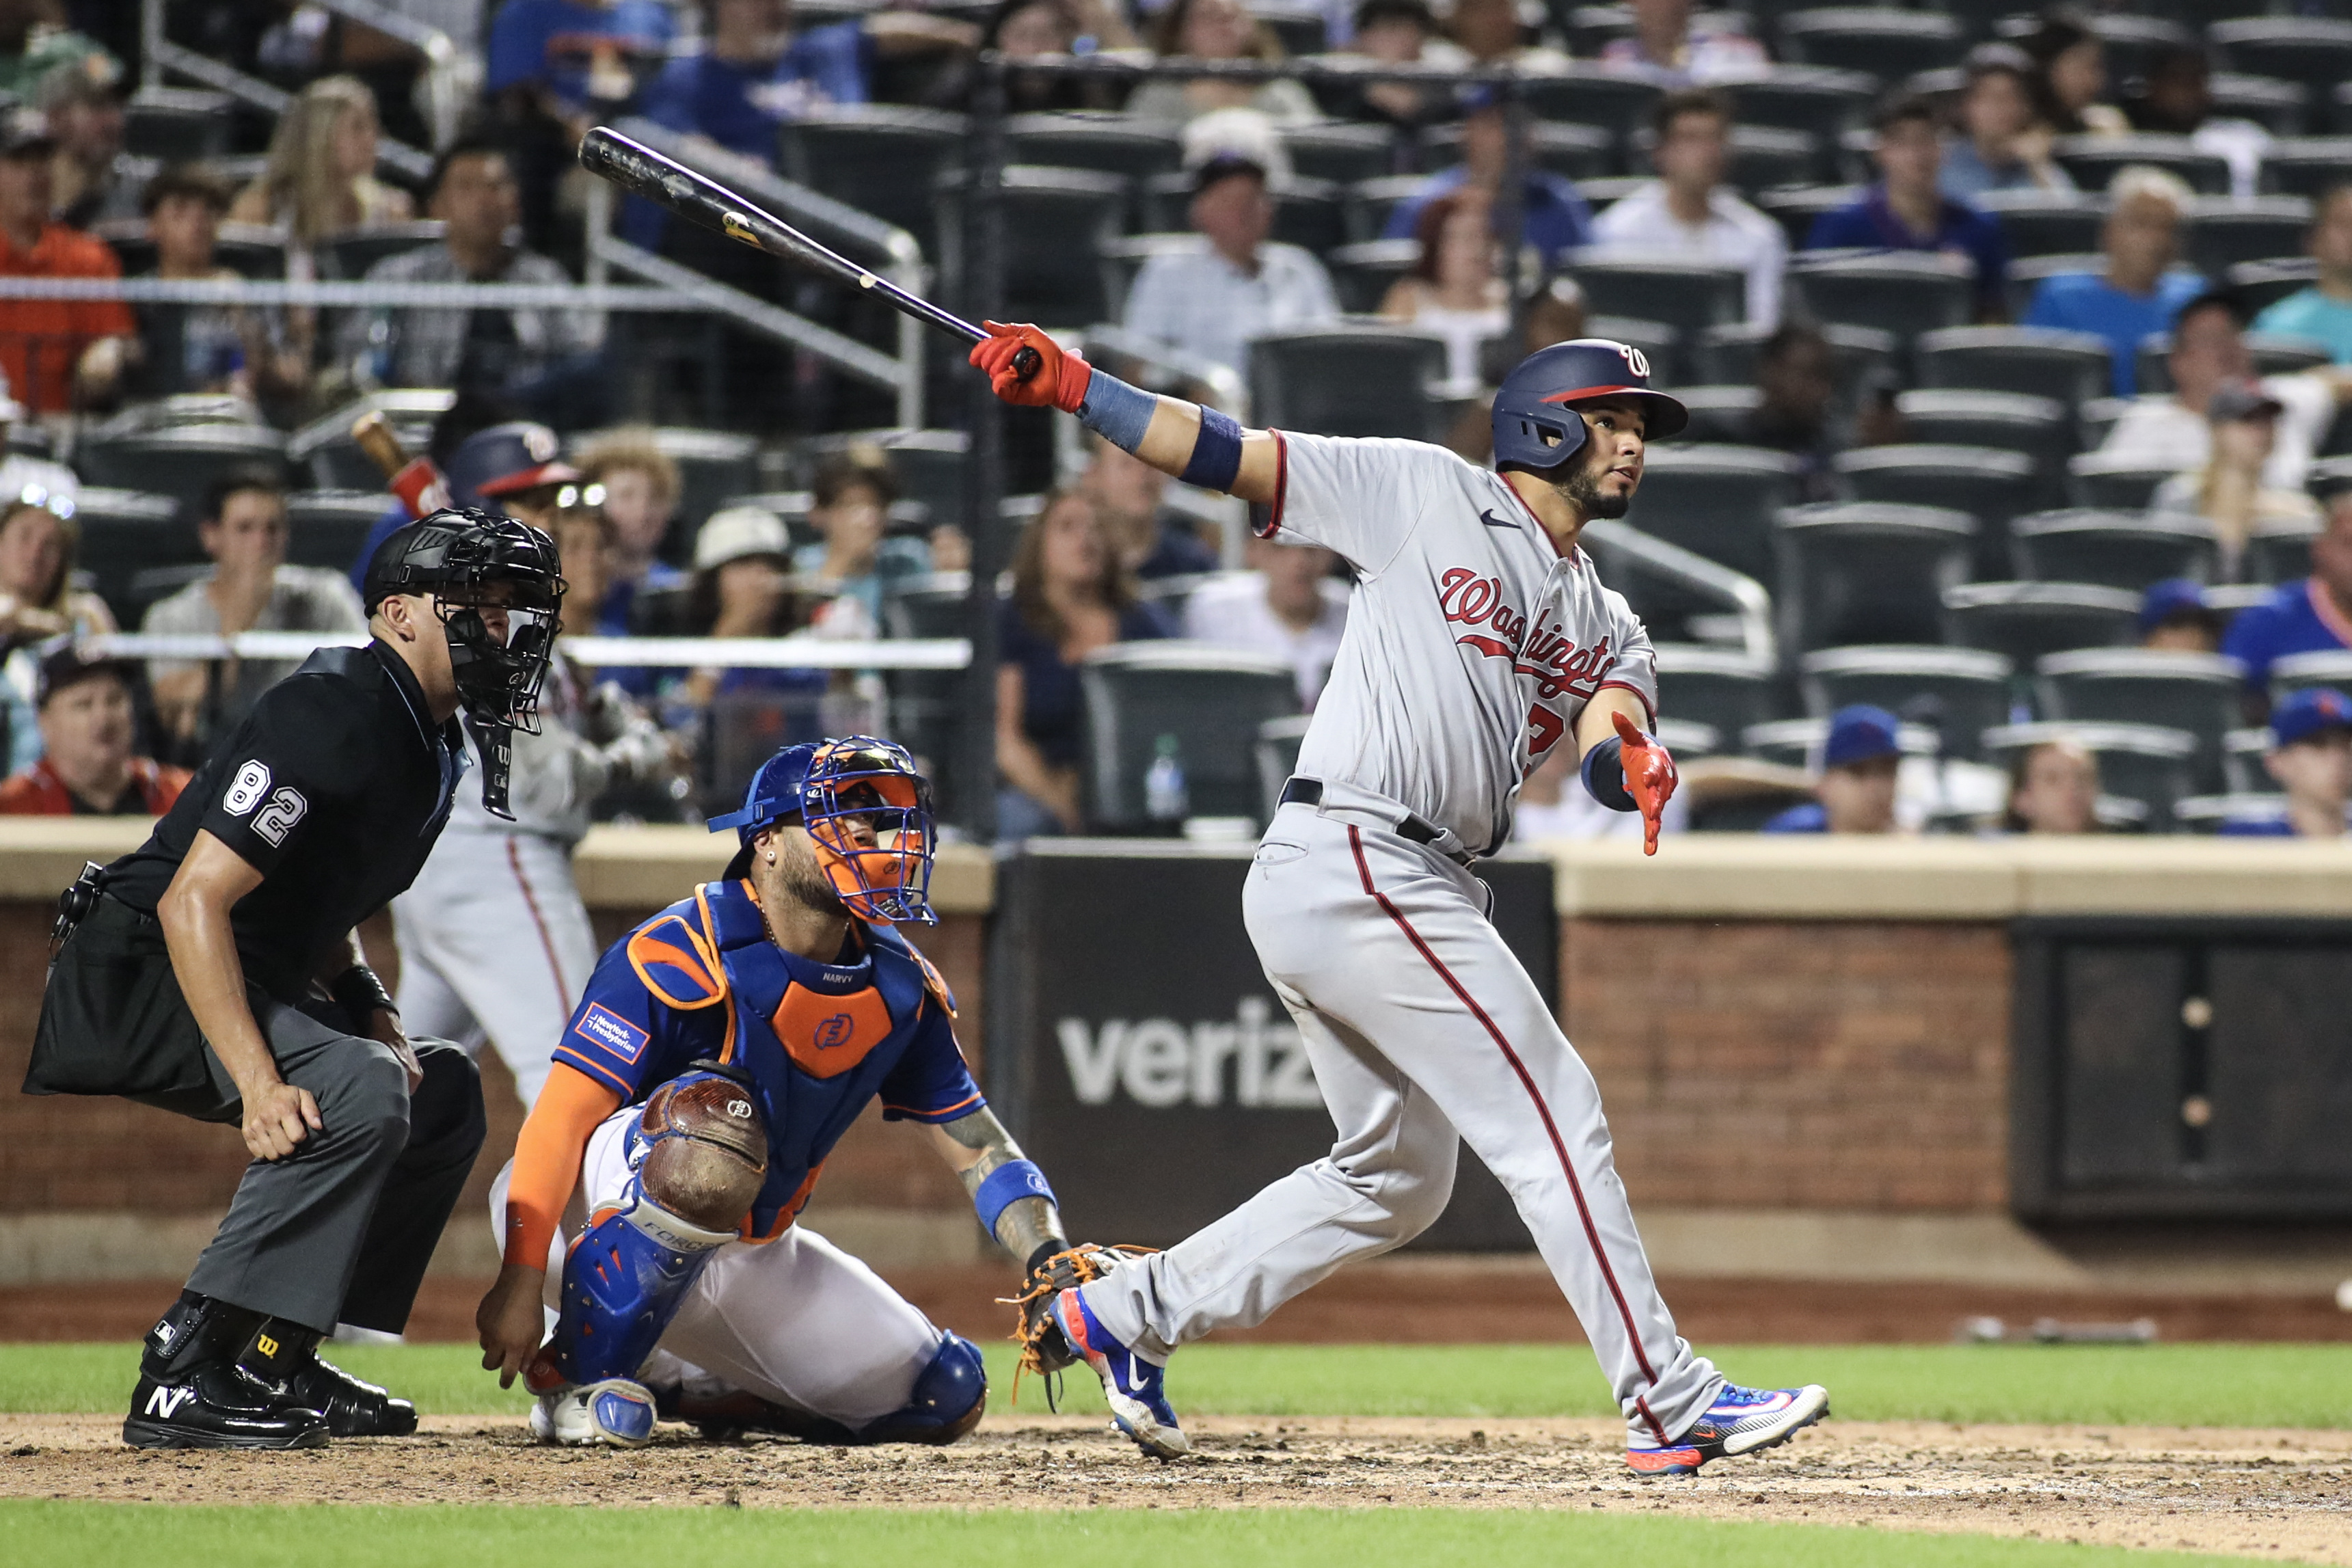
[544, 1178, 733, 1387]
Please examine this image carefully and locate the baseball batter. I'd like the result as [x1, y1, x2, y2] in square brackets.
[973, 325, 1828, 1476]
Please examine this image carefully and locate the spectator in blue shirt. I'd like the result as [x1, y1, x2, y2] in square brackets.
[2252, 184, 2352, 366]
[2022, 165, 2204, 396]
[489, 0, 676, 122]
[638, 0, 876, 161]
[2219, 686, 2351, 838]
[1382, 92, 1594, 264]
[1761, 705, 1904, 835]
[1805, 94, 2009, 320]
[2221, 461, 2352, 709]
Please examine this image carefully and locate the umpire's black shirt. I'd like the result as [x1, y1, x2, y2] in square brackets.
[107, 640, 465, 1003]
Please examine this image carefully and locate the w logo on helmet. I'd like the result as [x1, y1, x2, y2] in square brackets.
[1614, 342, 1651, 379]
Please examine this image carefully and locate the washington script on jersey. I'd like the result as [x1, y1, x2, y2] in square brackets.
[1439, 565, 1618, 704]
[1056, 997, 1322, 1110]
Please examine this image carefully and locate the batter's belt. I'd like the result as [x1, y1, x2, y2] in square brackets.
[1278, 777, 1476, 867]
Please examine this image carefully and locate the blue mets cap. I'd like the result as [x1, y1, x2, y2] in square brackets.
[2271, 686, 2352, 748]
[709, 742, 820, 843]
[2138, 578, 2214, 634]
[1822, 705, 1903, 770]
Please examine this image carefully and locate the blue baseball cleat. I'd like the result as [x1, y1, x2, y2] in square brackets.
[1052, 1290, 1189, 1460]
[1626, 1382, 1828, 1476]
[530, 1377, 658, 1447]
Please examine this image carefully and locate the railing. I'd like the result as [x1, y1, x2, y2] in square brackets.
[1580, 518, 1777, 671]
[87, 632, 972, 671]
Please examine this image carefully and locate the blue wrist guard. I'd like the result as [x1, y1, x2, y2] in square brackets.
[1179, 407, 1245, 492]
[1580, 735, 1636, 811]
[1075, 368, 1156, 454]
[974, 1159, 1055, 1236]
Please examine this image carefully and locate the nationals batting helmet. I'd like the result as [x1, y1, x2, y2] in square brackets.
[1491, 338, 1689, 474]
[709, 736, 938, 925]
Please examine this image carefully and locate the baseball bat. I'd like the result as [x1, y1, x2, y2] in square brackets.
[577, 126, 1040, 380]
[351, 409, 450, 518]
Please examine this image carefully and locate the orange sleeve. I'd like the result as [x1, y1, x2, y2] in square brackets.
[76, 236, 133, 339]
[502, 1062, 625, 1271]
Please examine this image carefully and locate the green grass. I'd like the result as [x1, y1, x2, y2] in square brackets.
[6, 1341, 2349, 1429]
[0, 1502, 2262, 1568]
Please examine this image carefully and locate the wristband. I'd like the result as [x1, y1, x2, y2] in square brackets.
[1580, 735, 1636, 811]
[975, 1159, 1056, 1236]
[1074, 367, 1156, 454]
[332, 963, 397, 1023]
[1179, 407, 1245, 492]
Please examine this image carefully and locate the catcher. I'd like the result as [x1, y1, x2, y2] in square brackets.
[473, 736, 1094, 1445]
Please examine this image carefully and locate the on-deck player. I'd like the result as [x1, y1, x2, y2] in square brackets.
[472, 738, 1088, 1446]
[972, 323, 1829, 1476]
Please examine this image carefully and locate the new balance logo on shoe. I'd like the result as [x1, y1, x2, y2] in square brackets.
[144, 1385, 195, 1419]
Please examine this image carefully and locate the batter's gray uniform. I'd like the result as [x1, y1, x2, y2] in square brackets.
[1075, 431, 1725, 1446]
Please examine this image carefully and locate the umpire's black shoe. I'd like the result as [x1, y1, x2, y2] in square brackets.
[124, 1290, 326, 1449]
[241, 1320, 418, 1438]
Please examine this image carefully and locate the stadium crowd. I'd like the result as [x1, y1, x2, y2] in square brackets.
[0, 0, 2347, 841]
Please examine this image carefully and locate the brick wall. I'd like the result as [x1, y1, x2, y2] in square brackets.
[1562, 919, 2012, 1212]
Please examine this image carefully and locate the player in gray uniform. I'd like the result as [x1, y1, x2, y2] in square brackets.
[973, 326, 1828, 1476]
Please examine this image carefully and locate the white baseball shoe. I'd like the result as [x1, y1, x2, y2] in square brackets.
[530, 1377, 658, 1446]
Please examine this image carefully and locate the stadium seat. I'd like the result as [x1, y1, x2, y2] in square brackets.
[1144, 172, 1345, 254]
[1653, 645, 1780, 740]
[2173, 792, 2289, 833]
[2008, 508, 2216, 589]
[2066, 454, 2178, 511]
[2228, 258, 2319, 317]
[1248, 326, 1450, 441]
[2066, 13, 2193, 84]
[1943, 580, 2141, 664]
[2036, 647, 2245, 792]
[804, 429, 967, 526]
[2211, 18, 2352, 104]
[1513, 66, 1663, 145]
[75, 423, 289, 499]
[781, 107, 968, 250]
[880, 570, 973, 790]
[97, 219, 286, 282]
[2075, 396, 2131, 452]
[1347, 174, 1427, 245]
[2259, 139, 2352, 200]
[1671, 386, 1763, 444]
[2052, 134, 2232, 196]
[1569, 257, 1749, 342]
[1915, 325, 2111, 409]
[1786, 252, 1975, 342]
[1004, 113, 1181, 202]
[1742, 714, 1936, 767]
[316, 222, 448, 280]
[2208, 75, 2307, 138]
[1889, 392, 2073, 506]
[124, 86, 234, 159]
[284, 491, 389, 573]
[1256, 712, 1312, 823]
[1777, 8, 1962, 81]
[1623, 445, 1802, 582]
[1774, 502, 1975, 653]
[941, 166, 1128, 325]
[1970, 191, 2105, 260]
[2246, 515, 2321, 584]
[1723, 67, 1876, 148]
[1798, 644, 2013, 759]
[2182, 197, 2314, 279]
[1586, 316, 1683, 383]
[1077, 643, 1301, 831]
[2272, 649, 2352, 702]
[1323, 239, 1420, 315]
[1252, 2, 1327, 57]
[1282, 122, 1395, 186]
[1697, 321, 1896, 405]
[2223, 727, 2272, 794]
[1424, 120, 1613, 182]
[1630, 124, 1818, 195]
[1982, 720, 2200, 829]
[290, 390, 453, 491]
[1833, 445, 2037, 547]
[70, 489, 196, 617]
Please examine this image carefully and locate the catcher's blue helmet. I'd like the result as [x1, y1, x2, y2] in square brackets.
[709, 736, 937, 924]
[1490, 338, 1688, 473]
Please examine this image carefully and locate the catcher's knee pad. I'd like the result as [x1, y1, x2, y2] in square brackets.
[854, 1332, 987, 1446]
[634, 1061, 769, 1232]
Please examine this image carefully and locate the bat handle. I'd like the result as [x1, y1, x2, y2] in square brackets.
[1012, 345, 1042, 381]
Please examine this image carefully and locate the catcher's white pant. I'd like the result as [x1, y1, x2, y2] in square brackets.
[393, 828, 596, 1109]
[489, 1107, 947, 1427]
[1077, 798, 1725, 1445]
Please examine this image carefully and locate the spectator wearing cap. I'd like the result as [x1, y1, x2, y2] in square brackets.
[1125, 0, 1321, 130]
[1121, 111, 1339, 377]
[1761, 705, 1903, 834]
[1587, 88, 1787, 327]
[2137, 578, 2225, 654]
[0, 107, 133, 418]
[0, 488, 113, 772]
[2021, 166, 2205, 398]
[1596, 0, 1767, 85]
[575, 425, 685, 636]
[0, 5, 105, 103]
[2252, 184, 2352, 367]
[1325, 0, 1462, 133]
[2220, 465, 2352, 703]
[1079, 432, 1221, 581]
[0, 645, 189, 815]
[2098, 293, 2352, 495]
[488, 0, 677, 134]
[2147, 380, 2316, 576]
[39, 50, 133, 229]
[336, 139, 604, 429]
[673, 503, 828, 718]
[2221, 687, 2352, 839]
[794, 455, 936, 624]
[1807, 95, 2009, 321]
[345, 419, 588, 597]
[1380, 91, 1597, 265]
[131, 162, 306, 409]
[2002, 735, 2100, 835]
[142, 465, 367, 746]
[1942, 44, 2074, 203]
[1183, 534, 1349, 709]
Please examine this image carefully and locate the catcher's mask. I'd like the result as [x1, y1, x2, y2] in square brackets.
[362, 507, 565, 818]
[709, 737, 938, 925]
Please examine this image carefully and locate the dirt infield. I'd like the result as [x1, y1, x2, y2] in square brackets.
[13, 1268, 2352, 1345]
[5, 1411, 2350, 1563]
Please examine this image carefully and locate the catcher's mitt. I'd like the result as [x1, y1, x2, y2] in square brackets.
[999, 1242, 1154, 1405]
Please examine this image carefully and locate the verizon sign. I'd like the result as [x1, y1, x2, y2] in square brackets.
[988, 841, 1556, 1248]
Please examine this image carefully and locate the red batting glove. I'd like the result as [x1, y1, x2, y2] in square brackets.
[969, 321, 1091, 413]
[1612, 709, 1677, 856]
